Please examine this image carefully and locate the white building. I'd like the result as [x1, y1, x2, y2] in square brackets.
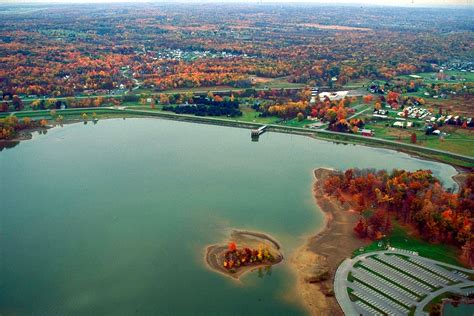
[319, 91, 348, 101]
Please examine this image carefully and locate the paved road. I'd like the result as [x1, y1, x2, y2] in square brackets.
[348, 107, 372, 120]
[414, 283, 473, 316]
[120, 69, 141, 92]
[334, 258, 359, 315]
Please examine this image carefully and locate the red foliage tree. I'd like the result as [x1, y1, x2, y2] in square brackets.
[325, 168, 473, 250]
[228, 242, 237, 251]
[354, 219, 367, 238]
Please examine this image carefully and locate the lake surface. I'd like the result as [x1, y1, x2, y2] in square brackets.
[0, 118, 457, 315]
[443, 301, 474, 316]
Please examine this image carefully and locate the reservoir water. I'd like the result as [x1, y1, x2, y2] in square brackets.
[0, 118, 457, 315]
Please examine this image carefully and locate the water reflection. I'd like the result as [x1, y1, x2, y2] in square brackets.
[0, 140, 19, 151]
[257, 266, 273, 278]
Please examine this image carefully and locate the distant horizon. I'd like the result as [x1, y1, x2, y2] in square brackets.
[0, 0, 473, 8]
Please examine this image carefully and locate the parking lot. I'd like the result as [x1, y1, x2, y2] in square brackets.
[335, 249, 474, 316]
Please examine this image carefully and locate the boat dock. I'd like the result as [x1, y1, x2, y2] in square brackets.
[251, 125, 267, 141]
[251, 125, 267, 137]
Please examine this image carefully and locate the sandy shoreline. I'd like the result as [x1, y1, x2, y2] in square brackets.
[205, 230, 284, 280]
[290, 168, 370, 316]
[452, 170, 470, 193]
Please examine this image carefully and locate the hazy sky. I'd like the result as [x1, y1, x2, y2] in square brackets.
[0, 0, 472, 6]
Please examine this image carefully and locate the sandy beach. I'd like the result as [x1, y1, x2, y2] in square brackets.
[290, 168, 370, 316]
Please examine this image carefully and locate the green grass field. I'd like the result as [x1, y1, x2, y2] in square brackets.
[279, 118, 314, 127]
[353, 223, 463, 267]
[0, 108, 122, 120]
[254, 78, 306, 89]
[398, 70, 474, 84]
[343, 78, 370, 89]
[387, 225, 461, 266]
[238, 106, 280, 124]
[363, 120, 474, 158]
[156, 85, 237, 94]
[134, 78, 306, 95]
[119, 103, 282, 125]
[422, 129, 474, 157]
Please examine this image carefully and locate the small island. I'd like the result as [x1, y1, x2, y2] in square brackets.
[205, 230, 284, 279]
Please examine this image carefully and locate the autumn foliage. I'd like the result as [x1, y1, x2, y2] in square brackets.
[228, 242, 237, 251]
[223, 243, 276, 272]
[324, 169, 473, 251]
[1, 5, 471, 98]
[0, 116, 47, 140]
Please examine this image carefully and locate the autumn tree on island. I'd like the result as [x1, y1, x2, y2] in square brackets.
[222, 242, 276, 272]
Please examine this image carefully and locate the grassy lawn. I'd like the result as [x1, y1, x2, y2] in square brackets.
[353, 222, 463, 267]
[365, 223, 462, 267]
[126, 106, 164, 111]
[158, 85, 236, 94]
[0, 108, 123, 120]
[122, 102, 165, 110]
[121, 103, 281, 124]
[133, 85, 239, 95]
[388, 224, 461, 266]
[363, 122, 408, 139]
[254, 78, 306, 89]
[363, 120, 474, 158]
[404, 91, 432, 98]
[280, 118, 314, 128]
[352, 241, 387, 257]
[398, 70, 474, 83]
[238, 106, 280, 124]
[422, 128, 474, 156]
[343, 78, 370, 88]
[133, 79, 306, 95]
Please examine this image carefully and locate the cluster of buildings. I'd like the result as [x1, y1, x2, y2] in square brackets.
[371, 104, 473, 135]
[436, 61, 473, 73]
[396, 106, 432, 120]
[146, 49, 253, 61]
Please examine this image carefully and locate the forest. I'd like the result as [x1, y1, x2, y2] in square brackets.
[323, 169, 473, 262]
[0, 3, 472, 97]
[162, 95, 242, 116]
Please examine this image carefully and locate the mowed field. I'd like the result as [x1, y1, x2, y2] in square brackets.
[363, 121, 474, 157]
[398, 70, 474, 83]
[353, 223, 463, 267]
